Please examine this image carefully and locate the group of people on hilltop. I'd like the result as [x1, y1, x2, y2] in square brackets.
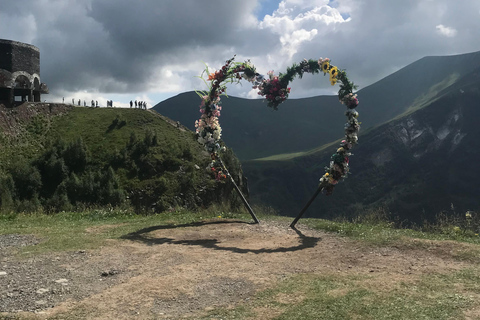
[63, 97, 148, 109]
[130, 100, 147, 109]
[62, 97, 148, 109]
[67, 98, 101, 107]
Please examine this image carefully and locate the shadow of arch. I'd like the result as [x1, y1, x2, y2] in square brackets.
[121, 220, 321, 254]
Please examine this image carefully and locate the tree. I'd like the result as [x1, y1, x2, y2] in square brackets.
[63, 138, 88, 173]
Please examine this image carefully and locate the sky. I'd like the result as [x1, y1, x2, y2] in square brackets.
[1, 0, 480, 108]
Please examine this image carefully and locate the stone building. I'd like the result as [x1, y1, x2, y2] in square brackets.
[0, 39, 49, 107]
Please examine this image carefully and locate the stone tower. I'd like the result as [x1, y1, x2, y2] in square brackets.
[0, 39, 49, 107]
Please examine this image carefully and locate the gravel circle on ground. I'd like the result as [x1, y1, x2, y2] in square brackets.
[0, 234, 41, 249]
[0, 235, 134, 314]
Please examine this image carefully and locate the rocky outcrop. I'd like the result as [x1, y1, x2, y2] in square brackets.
[0, 102, 73, 136]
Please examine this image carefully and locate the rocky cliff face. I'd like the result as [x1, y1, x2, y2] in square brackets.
[363, 87, 479, 221]
[376, 102, 464, 163]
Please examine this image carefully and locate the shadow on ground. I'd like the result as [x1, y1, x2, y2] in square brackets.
[121, 220, 321, 254]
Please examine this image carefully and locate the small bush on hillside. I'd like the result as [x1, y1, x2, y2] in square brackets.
[46, 183, 72, 212]
[0, 175, 15, 212]
[63, 138, 88, 173]
[9, 163, 42, 200]
[425, 207, 480, 237]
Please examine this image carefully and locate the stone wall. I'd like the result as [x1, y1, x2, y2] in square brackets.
[0, 39, 40, 75]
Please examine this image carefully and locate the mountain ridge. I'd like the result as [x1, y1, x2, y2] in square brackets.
[153, 50, 480, 160]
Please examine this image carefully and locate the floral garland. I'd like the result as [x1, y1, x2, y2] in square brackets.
[195, 56, 257, 180]
[195, 56, 360, 195]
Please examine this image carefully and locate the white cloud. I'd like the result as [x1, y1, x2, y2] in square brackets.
[436, 24, 458, 37]
[258, 1, 347, 69]
[260, 2, 346, 34]
[246, 88, 261, 99]
[280, 28, 318, 58]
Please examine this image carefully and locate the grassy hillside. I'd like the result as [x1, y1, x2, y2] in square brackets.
[0, 103, 246, 213]
[153, 51, 480, 160]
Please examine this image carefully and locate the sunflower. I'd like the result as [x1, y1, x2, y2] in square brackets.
[329, 66, 338, 85]
[329, 66, 338, 79]
[321, 60, 330, 74]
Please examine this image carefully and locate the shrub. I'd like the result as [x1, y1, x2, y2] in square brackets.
[0, 174, 16, 212]
[46, 183, 72, 212]
[9, 163, 42, 200]
[63, 138, 88, 173]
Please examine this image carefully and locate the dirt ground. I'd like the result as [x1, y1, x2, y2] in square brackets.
[0, 219, 476, 319]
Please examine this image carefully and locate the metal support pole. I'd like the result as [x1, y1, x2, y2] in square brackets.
[290, 185, 323, 228]
[218, 157, 259, 224]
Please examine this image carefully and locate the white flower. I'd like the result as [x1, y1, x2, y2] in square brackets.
[213, 127, 222, 140]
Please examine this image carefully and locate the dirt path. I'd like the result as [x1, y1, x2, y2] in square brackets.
[0, 219, 474, 319]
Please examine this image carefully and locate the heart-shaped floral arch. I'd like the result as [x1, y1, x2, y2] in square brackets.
[195, 56, 360, 197]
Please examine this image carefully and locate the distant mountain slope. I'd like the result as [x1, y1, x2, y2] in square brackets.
[154, 92, 342, 160]
[153, 51, 480, 160]
[242, 67, 480, 223]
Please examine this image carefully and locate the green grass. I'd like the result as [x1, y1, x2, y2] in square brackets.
[305, 218, 480, 245]
[0, 206, 253, 256]
[252, 139, 341, 161]
[49, 108, 199, 166]
[0, 106, 205, 172]
[197, 269, 480, 320]
[403, 73, 459, 115]
[4, 206, 478, 258]
[299, 209, 480, 264]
